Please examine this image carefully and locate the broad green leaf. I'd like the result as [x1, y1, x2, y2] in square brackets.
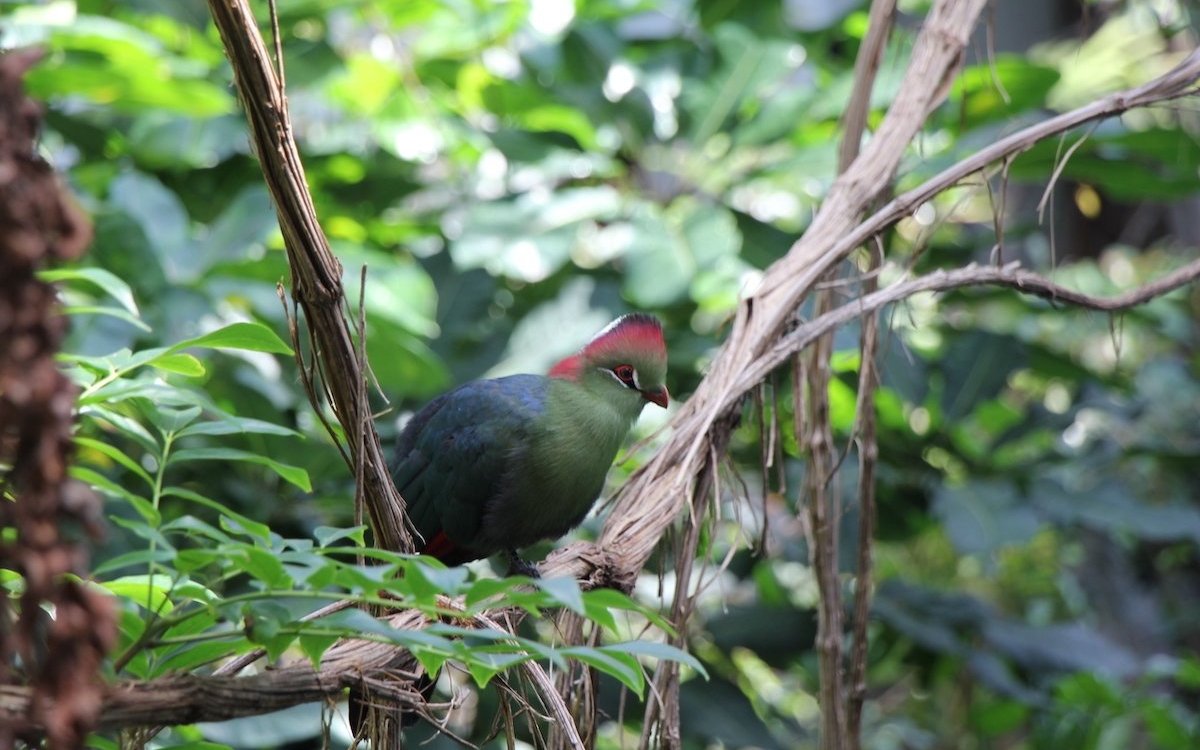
[61, 305, 152, 332]
[560, 645, 646, 696]
[175, 416, 300, 439]
[299, 632, 340, 667]
[312, 525, 367, 548]
[155, 639, 246, 676]
[535, 576, 586, 616]
[582, 588, 676, 635]
[87, 734, 120, 750]
[108, 516, 174, 552]
[406, 559, 469, 602]
[75, 436, 154, 487]
[161, 515, 234, 546]
[464, 651, 532, 688]
[168, 447, 311, 491]
[27, 17, 234, 116]
[80, 406, 160, 454]
[933, 480, 1041, 558]
[148, 352, 206, 377]
[71, 466, 159, 525]
[168, 321, 292, 356]
[144, 404, 203, 434]
[162, 487, 272, 542]
[235, 547, 294, 589]
[242, 600, 293, 645]
[92, 549, 177, 578]
[602, 640, 708, 678]
[465, 577, 524, 608]
[39, 267, 140, 315]
[100, 574, 177, 614]
[412, 648, 450, 681]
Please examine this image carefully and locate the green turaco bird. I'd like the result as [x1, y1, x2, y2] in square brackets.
[391, 313, 669, 574]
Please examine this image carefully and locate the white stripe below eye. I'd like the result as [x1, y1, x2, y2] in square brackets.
[597, 367, 640, 390]
[599, 367, 624, 386]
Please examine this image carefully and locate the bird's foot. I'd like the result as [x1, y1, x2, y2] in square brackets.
[505, 549, 541, 578]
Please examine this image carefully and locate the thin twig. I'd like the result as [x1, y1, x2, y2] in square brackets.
[846, 236, 882, 750]
[473, 613, 586, 750]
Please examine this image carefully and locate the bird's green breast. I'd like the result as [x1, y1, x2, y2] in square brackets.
[484, 377, 639, 548]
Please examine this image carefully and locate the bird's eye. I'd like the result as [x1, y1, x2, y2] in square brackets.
[612, 364, 636, 385]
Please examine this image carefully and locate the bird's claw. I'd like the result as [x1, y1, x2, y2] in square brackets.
[505, 549, 541, 578]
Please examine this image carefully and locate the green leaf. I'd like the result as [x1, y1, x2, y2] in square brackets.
[464, 651, 532, 688]
[236, 547, 294, 589]
[148, 352, 206, 377]
[242, 601, 296, 661]
[93, 549, 176, 578]
[933, 480, 1041, 558]
[155, 639, 245, 676]
[465, 577, 524, 608]
[75, 436, 154, 488]
[535, 576, 586, 616]
[406, 559, 470, 601]
[71, 466, 159, 525]
[582, 588, 676, 635]
[168, 447, 311, 491]
[39, 266, 140, 315]
[100, 574, 177, 614]
[144, 404, 203, 434]
[313, 525, 367, 548]
[80, 406, 160, 454]
[560, 645, 645, 696]
[175, 416, 300, 439]
[28, 18, 234, 117]
[1176, 657, 1200, 690]
[168, 321, 293, 356]
[61, 305, 152, 332]
[602, 640, 708, 679]
[108, 515, 174, 552]
[412, 648, 450, 681]
[299, 632, 340, 667]
[161, 487, 272, 542]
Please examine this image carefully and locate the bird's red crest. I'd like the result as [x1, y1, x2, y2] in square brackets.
[550, 314, 665, 379]
[548, 354, 583, 379]
[583, 313, 665, 359]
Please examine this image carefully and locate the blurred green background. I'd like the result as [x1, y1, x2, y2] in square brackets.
[5, 0, 1200, 747]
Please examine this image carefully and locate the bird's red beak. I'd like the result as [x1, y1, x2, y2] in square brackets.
[642, 386, 669, 408]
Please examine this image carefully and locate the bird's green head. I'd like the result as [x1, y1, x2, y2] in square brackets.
[549, 313, 669, 410]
